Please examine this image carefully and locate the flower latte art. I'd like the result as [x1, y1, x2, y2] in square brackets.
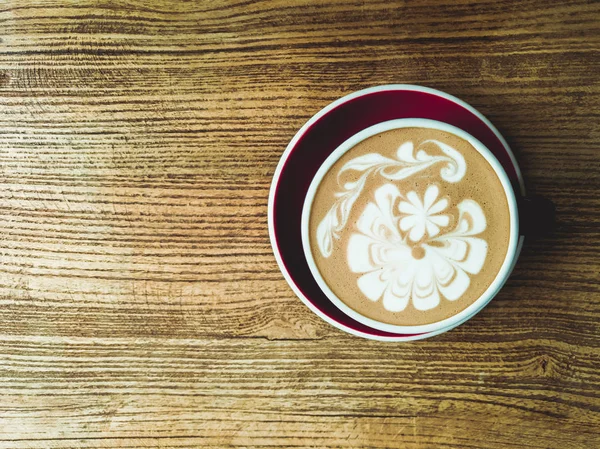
[347, 183, 487, 312]
[308, 127, 511, 326]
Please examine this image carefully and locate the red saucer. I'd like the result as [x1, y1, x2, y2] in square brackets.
[268, 85, 525, 341]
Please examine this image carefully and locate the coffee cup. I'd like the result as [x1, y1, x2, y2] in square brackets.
[269, 84, 554, 340]
[300, 118, 552, 335]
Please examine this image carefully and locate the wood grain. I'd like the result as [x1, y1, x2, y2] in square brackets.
[0, 0, 599, 447]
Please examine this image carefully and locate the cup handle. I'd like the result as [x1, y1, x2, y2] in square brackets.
[517, 195, 556, 237]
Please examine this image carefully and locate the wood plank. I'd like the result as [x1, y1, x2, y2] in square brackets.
[0, 335, 599, 448]
[0, 0, 599, 447]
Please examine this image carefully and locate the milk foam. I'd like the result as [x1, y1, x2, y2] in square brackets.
[315, 138, 489, 312]
[347, 183, 487, 311]
[316, 140, 465, 258]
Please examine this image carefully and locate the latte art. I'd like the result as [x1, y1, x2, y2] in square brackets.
[347, 183, 488, 312]
[316, 139, 466, 258]
[307, 126, 511, 326]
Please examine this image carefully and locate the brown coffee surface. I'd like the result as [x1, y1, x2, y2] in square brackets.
[308, 127, 511, 326]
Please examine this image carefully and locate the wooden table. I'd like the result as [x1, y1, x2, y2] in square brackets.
[1, 1, 599, 448]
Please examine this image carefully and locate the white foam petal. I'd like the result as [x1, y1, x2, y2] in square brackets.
[412, 264, 440, 311]
[400, 215, 417, 231]
[374, 183, 401, 213]
[347, 234, 379, 273]
[396, 141, 415, 162]
[382, 285, 409, 312]
[429, 214, 449, 226]
[439, 268, 470, 301]
[455, 199, 487, 236]
[398, 201, 419, 214]
[423, 185, 439, 209]
[406, 191, 422, 209]
[409, 222, 425, 241]
[425, 221, 440, 237]
[459, 237, 488, 274]
[428, 198, 448, 215]
[357, 270, 388, 302]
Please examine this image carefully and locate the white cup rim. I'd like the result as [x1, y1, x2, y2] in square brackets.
[301, 118, 520, 334]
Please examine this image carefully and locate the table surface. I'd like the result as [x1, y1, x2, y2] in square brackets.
[1, 1, 599, 448]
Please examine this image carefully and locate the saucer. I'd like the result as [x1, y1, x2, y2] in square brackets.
[268, 85, 525, 341]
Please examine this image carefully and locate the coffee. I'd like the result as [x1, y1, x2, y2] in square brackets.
[307, 127, 511, 326]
